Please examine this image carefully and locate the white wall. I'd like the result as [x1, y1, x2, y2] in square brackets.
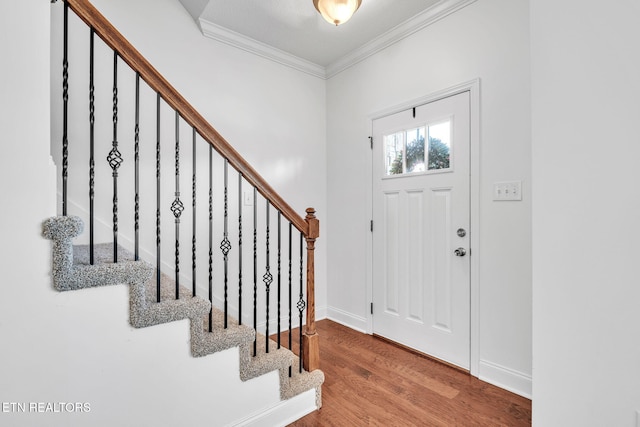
[50, 0, 328, 322]
[531, 0, 640, 425]
[326, 0, 532, 396]
[0, 1, 319, 426]
[0, 0, 57, 422]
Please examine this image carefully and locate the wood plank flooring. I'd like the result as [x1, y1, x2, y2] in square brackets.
[278, 320, 531, 427]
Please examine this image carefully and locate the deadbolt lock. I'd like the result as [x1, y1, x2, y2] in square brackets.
[457, 228, 466, 238]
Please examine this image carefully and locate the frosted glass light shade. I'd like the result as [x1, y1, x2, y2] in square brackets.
[313, 0, 362, 26]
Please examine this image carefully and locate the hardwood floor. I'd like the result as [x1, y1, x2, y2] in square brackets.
[280, 320, 531, 427]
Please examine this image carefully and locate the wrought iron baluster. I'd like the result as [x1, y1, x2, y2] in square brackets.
[263, 201, 273, 353]
[134, 73, 140, 261]
[107, 52, 123, 263]
[156, 93, 161, 303]
[208, 145, 213, 332]
[62, 1, 68, 216]
[192, 128, 196, 296]
[220, 159, 231, 328]
[88, 27, 95, 264]
[253, 187, 258, 356]
[171, 111, 184, 300]
[238, 173, 243, 325]
[288, 222, 293, 377]
[298, 232, 305, 373]
[277, 212, 282, 349]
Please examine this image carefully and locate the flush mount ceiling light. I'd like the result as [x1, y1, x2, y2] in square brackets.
[313, 0, 362, 26]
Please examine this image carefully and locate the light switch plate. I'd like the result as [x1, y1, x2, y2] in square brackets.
[493, 181, 522, 201]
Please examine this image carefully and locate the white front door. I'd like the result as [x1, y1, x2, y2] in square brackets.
[372, 91, 471, 369]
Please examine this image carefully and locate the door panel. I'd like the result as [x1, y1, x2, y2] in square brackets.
[432, 187, 453, 331]
[407, 189, 424, 323]
[383, 191, 400, 314]
[372, 91, 470, 369]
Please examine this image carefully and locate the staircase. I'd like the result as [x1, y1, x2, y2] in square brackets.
[42, 215, 323, 404]
[44, 0, 323, 424]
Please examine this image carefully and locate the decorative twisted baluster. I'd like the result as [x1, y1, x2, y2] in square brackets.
[107, 52, 123, 263]
[277, 211, 282, 349]
[298, 232, 305, 373]
[156, 93, 161, 303]
[62, 1, 69, 216]
[238, 173, 243, 325]
[192, 128, 197, 297]
[263, 201, 273, 353]
[208, 145, 213, 332]
[171, 111, 184, 300]
[220, 159, 231, 328]
[288, 222, 293, 377]
[134, 73, 140, 261]
[253, 187, 258, 356]
[88, 27, 95, 264]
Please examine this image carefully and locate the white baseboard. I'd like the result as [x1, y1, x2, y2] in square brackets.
[478, 359, 532, 399]
[326, 306, 367, 333]
[230, 389, 317, 427]
[315, 305, 327, 322]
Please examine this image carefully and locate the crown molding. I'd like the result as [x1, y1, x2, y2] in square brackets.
[199, 19, 327, 79]
[197, 0, 476, 80]
[325, 0, 478, 78]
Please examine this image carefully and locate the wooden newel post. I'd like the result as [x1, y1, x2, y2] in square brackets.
[303, 207, 320, 372]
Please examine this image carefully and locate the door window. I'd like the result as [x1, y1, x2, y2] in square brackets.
[384, 120, 451, 176]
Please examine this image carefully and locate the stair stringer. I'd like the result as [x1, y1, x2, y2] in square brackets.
[42, 215, 324, 414]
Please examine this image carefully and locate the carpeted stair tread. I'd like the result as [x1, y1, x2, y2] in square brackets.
[239, 332, 295, 381]
[191, 309, 256, 357]
[73, 242, 136, 266]
[66, 244, 149, 288]
[280, 362, 325, 402]
[130, 267, 211, 329]
[43, 217, 151, 291]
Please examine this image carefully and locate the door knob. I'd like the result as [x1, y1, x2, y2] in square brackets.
[454, 247, 466, 257]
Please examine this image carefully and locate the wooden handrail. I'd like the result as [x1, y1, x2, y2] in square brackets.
[64, 0, 308, 235]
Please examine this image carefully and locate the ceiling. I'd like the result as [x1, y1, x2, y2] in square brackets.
[178, 0, 475, 78]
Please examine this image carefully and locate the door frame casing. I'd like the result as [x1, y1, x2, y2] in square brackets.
[365, 79, 481, 377]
